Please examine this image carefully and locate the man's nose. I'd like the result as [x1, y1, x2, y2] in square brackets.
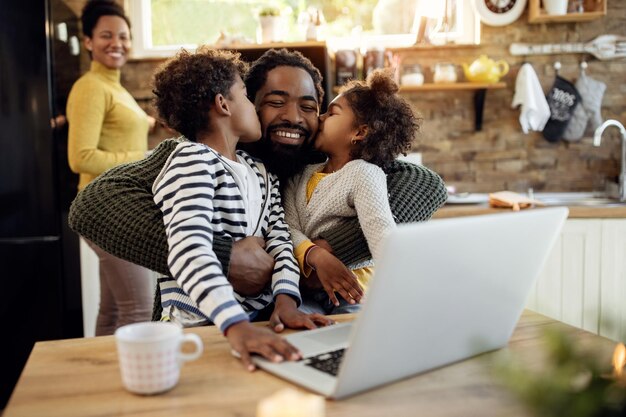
[280, 103, 303, 124]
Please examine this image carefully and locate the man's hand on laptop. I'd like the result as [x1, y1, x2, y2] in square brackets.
[229, 236, 274, 296]
[269, 294, 334, 333]
[306, 247, 364, 306]
[226, 320, 302, 372]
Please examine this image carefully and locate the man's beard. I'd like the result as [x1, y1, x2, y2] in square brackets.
[240, 123, 323, 185]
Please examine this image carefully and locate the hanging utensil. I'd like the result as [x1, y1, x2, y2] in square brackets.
[510, 34, 626, 60]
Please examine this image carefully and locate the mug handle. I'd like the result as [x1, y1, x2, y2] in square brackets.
[178, 333, 203, 363]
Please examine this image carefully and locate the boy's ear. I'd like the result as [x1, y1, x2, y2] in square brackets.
[214, 93, 231, 116]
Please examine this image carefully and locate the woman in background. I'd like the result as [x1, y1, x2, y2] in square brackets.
[67, 0, 154, 336]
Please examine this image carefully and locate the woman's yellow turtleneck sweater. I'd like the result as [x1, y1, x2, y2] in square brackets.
[67, 61, 148, 190]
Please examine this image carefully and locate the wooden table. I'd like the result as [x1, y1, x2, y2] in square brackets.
[4, 311, 616, 417]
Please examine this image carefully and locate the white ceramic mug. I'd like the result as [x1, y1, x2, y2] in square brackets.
[115, 322, 203, 395]
[544, 0, 569, 15]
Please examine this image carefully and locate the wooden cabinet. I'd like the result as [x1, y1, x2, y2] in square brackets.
[528, 0, 607, 23]
[527, 218, 626, 342]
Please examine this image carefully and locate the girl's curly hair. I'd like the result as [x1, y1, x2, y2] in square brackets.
[152, 46, 248, 141]
[339, 69, 420, 168]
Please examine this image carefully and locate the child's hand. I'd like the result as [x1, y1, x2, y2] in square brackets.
[269, 294, 335, 332]
[226, 320, 301, 372]
[307, 247, 364, 307]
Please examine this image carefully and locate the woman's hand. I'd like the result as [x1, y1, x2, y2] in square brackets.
[269, 294, 334, 332]
[307, 247, 364, 307]
[225, 320, 301, 372]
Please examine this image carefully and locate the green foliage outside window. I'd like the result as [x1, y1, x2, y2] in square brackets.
[150, 0, 381, 47]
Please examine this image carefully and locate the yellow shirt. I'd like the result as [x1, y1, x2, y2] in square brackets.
[294, 171, 373, 291]
[67, 61, 148, 190]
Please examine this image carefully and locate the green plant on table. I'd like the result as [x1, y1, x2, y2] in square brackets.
[495, 329, 626, 417]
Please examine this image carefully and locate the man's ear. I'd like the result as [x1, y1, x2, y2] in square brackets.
[214, 93, 231, 116]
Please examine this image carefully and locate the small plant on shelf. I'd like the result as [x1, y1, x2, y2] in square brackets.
[258, 6, 280, 17]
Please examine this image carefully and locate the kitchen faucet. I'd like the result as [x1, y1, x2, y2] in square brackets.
[593, 119, 626, 202]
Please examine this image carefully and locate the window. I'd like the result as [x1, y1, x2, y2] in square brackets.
[127, 0, 480, 59]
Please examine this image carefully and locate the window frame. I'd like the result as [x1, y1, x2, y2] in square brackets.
[126, 0, 480, 59]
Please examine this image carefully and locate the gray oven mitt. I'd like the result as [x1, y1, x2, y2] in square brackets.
[563, 72, 606, 142]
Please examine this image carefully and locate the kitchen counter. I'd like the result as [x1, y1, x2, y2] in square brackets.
[434, 204, 626, 219]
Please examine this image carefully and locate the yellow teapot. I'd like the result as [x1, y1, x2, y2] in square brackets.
[462, 55, 509, 83]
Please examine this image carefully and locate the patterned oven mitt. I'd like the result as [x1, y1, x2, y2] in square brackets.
[542, 75, 582, 143]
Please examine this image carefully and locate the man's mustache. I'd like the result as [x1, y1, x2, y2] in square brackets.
[266, 122, 311, 139]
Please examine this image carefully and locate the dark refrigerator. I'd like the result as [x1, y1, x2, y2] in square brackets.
[0, 0, 84, 407]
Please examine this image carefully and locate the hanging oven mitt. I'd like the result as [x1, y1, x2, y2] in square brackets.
[542, 75, 582, 143]
[563, 72, 606, 142]
[488, 191, 544, 212]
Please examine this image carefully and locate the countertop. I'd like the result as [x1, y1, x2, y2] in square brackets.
[434, 204, 626, 219]
[4, 311, 617, 417]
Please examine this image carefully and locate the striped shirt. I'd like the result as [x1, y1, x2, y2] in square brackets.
[153, 141, 301, 332]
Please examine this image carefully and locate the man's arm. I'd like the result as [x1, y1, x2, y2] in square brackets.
[68, 138, 233, 276]
[319, 160, 447, 266]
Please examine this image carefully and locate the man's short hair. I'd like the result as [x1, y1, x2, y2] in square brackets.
[245, 49, 324, 105]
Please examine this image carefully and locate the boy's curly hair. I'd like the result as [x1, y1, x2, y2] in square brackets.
[245, 48, 324, 105]
[152, 46, 248, 141]
[339, 69, 420, 168]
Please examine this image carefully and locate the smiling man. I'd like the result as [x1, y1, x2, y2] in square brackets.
[69, 48, 447, 320]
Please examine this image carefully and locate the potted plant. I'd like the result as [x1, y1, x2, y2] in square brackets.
[258, 6, 283, 43]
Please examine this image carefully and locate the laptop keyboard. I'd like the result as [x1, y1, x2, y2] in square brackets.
[303, 348, 346, 376]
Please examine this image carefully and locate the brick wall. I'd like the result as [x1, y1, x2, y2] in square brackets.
[399, 0, 626, 193]
[69, 0, 626, 193]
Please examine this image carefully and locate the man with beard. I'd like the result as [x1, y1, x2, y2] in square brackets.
[69, 48, 447, 321]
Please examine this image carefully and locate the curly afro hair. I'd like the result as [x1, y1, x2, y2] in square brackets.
[339, 69, 420, 168]
[81, 0, 130, 38]
[152, 46, 248, 141]
[245, 48, 324, 105]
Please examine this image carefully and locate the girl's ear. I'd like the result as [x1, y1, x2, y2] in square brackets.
[354, 124, 369, 141]
[214, 93, 231, 116]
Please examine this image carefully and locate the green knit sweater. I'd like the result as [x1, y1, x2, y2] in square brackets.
[69, 138, 447, 275]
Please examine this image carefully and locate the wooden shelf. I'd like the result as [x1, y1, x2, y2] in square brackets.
[528, 0, 606, 23]
[399, 82, 506, 92]
[215, 41, 326, 50]
[332, 82, 506, 94]
[386, 43, 480, 53]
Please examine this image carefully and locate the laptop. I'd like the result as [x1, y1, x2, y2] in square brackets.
[252, 207, 568, 399]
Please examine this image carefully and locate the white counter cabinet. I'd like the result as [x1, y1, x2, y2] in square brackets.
[527, 219, 626, 342]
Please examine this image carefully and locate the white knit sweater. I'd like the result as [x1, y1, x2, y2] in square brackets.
[283, 159, 396, 269]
